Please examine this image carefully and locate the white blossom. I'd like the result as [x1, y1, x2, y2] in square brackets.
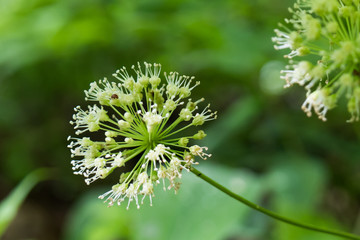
[68, 62, 216, 208]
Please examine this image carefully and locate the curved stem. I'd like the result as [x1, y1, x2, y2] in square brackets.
[190, 167, 360, 240]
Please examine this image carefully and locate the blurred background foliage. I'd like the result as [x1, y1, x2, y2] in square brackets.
[0, 0, 360, 239]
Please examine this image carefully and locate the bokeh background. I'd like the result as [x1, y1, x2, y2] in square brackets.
[1, 0, 360, 239]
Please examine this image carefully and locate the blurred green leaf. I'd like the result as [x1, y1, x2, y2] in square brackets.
[204, 95, 261, 151]
[265, 154, 327, 210]
[265, 154, 344, 240]
[0, 168, 50, 236]
[63, 164, 265, 240]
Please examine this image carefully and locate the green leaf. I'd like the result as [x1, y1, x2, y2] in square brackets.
[63, 164, 266, 240]
[0, 168, 50, 236]
[264, 154, 344, 240]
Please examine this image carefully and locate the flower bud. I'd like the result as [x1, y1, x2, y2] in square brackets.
[193, 130, 207, 140]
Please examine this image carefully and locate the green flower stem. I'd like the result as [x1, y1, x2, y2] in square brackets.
[190, 167, 360, 240]
[163, 123, 192, 139]
[159, 118, 182, 138]
[157, 109, 176, 133]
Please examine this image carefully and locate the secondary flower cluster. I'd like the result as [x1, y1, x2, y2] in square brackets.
[272, 0, 360, 122]
[68, 62, 216, 209]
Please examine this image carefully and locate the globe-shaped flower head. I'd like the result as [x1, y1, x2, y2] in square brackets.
[67, 62, 216, 209]
[272, 0, 360, 122]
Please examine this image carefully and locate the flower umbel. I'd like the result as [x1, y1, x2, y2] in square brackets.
[68, 62, 217, 209]
[272, 0, 360, 122]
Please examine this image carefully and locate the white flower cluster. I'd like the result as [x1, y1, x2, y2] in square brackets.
[68, 62, 217, 209]
[273, 0, 360, 121]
